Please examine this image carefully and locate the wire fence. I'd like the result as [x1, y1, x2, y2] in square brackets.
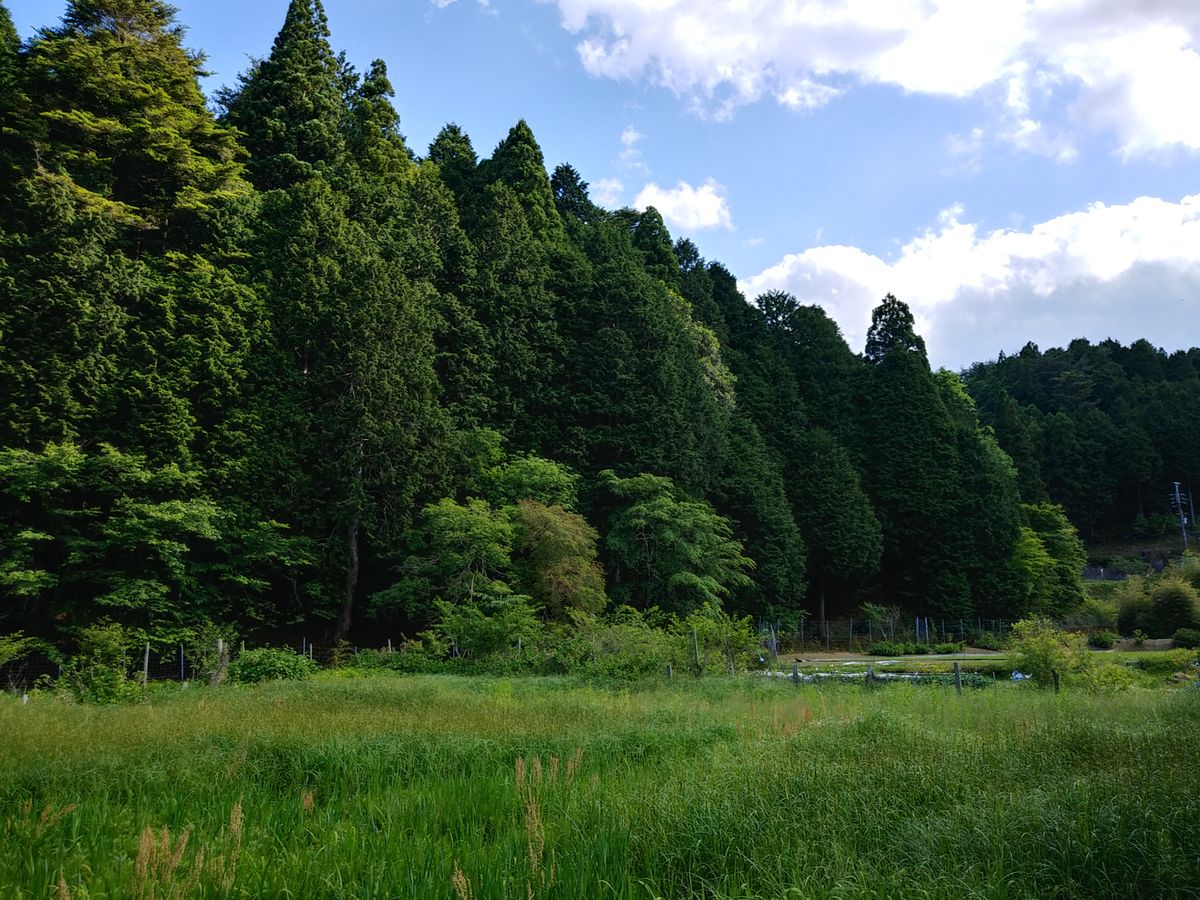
[0, 637, 350, 693]
[2, 616, 1121, 692]
[760, 616, 1018, 655]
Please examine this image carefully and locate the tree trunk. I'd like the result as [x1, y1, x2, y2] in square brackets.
[334, 513, 360, 643]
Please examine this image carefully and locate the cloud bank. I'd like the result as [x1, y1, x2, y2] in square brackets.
[548, 0, 1200, 155]
[741, 193, 1200, 368]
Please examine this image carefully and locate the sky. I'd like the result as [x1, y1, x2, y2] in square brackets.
[10, 0, 1200, 369]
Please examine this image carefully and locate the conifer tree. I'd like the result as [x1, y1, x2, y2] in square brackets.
[23, 0, 250, 248]
[227, 0, 446, 640]
[0, 2, 26, 184]
[550, 163, 598, 223]
[859, 295, 966, 614]
[220, 0, 344, 190]
[787, 428, 882, 620]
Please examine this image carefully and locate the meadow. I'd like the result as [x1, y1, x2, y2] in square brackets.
[3, 674, 1199, 899]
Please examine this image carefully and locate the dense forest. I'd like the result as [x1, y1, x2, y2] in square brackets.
[1, 0, 1196, 649]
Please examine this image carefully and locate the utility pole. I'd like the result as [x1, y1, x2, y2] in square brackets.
[1171, 482, 1190, 552]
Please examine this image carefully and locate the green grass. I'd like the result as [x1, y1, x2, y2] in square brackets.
[3, 675, 1200, 898]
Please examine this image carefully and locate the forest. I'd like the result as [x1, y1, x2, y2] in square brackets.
[1, 0, 1198, 653]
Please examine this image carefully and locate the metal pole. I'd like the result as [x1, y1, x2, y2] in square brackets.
[1176, 483, 1189, 551]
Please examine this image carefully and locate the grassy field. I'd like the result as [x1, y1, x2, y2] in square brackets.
[3, 674, 1200, 899]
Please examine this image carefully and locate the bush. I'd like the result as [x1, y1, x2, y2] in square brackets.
[688, 608, 760, 674]
[0, 631, 45, 668]
[568, 607, 682, 680]
[972, 632, 1007, 651]
[228, 647, 317, 684]
[1010, 616, 1090, 688]
[1087, 631, 1118, 649]
[1173, 628, 1200, 649]
[931, 641, 964, 654]
[347, 645, 451, 674]
[1116, 579, 1153, 636]
[57, 623, 142, 703]
[1074, 592, 1118, 628]
[1074, 660, 1137, 692]
[425, 595, 544, 660]
[1134, 649, 1198, 677]
[1149, 578, 1199, 636]
[867, 640, 930, 656]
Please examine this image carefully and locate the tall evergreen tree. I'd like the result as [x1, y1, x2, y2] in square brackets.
[859, 295, 967, 614]
[227, 1, 446, 640]
[787, 428, 882, 620]
[22, 0, 250, 249]
[220, 0, 344, 190]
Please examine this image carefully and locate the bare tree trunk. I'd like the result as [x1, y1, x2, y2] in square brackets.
[335, 513, 360, 644]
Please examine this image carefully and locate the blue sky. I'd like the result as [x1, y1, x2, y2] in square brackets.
[11, 0, 1200, 368]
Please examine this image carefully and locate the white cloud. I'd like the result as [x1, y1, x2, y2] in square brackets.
[592, 177, 624, 207]
[741, 194, 1200, 368]
[634, 179, 734, 231]
[548, 0, 1200, 155]
[943, 127, 987, 174]
[776, 79, 843, 112]
[617, 125, 647, 172]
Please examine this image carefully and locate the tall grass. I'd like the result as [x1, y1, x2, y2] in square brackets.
[2, 675, 1199, 898]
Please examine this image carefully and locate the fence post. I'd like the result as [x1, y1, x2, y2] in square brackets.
[953, 661, 962, 696]
[848, 618, 855, 652]
[179, 644, 185, 683]
[865, 664, 874, 689]
[691, 625, 701, 676]
[210, 638, 229, 688]
[666, 663, 673, 679]
[791, 662, 800, 685]
[142, 641, 150, 688]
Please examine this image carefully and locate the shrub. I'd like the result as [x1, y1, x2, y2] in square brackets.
[426, 595, 544, 660]
[1074, 660, 1137, 692]
[1010, 616, 1090, 688]
[932, 641, 964, 654]
[688, 608, 760, 674]
[1116, 579, 1153, 636]
[347, 646, 451, 674]
[0, 632, 45, 668]
[1173, 628, 1200, 649]
[973, 632, 1007, 651]
[1149, 578, 1199, 636]
[1087, 631, 1118, 649]
[867, 640, 931, 656]
[569, 607, 682, 680]
[228, 647, 317, 684]
[1134, 649, 1198, 677]
[1074, 592, 1118, 628]
[57, 623, 142, 703]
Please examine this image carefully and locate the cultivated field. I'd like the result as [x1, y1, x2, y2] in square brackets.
[3, 675, 1199, 898]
